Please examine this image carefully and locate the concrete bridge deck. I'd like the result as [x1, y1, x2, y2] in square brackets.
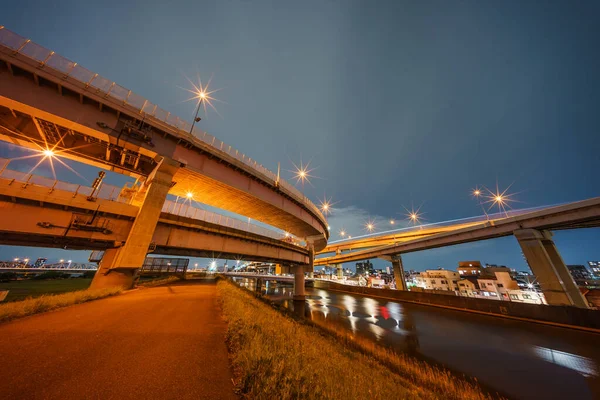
[0, 170, 309, 265]
[0, 27, 328, 251]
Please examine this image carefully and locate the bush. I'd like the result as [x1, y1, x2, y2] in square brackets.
[32, 271, 70, 280]
[0, 272, 17, 282]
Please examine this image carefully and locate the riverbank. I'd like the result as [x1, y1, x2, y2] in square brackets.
[218, 280, 497, 400]
[0, 278, 92, 302]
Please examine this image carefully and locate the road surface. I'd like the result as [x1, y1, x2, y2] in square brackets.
[0, 281, 237, 400]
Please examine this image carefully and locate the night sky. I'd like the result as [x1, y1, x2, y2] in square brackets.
[1, 1, 599, 272]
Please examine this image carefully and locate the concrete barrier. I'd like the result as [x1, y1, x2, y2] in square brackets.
[314, 281, 600, 330]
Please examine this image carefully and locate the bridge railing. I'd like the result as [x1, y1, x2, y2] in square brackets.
[162, 199, 304, 246]
[0, 162, 130, 203]
[0, 27, 326, 225]
[0, 165, 305, 248]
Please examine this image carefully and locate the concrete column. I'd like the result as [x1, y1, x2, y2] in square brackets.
[90, 157, 179, 290]
[336, 264, 343, 278]
[294, 264, 306, 300]
[392, 255, 408, 291]
[514, 229, 589, 308]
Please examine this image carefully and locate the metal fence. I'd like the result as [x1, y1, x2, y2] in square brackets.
[0, 26, 325, 223]
[141, 257, 188, 274]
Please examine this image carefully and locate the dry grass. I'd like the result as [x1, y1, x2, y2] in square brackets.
[218, 280, 499, 400]
[0, 287, 122, 323]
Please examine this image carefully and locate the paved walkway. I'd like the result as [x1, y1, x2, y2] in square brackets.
[0, 281, 237, 400]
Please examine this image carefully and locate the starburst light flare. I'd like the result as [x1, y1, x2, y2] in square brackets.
[181, 73, 223, 120]
[403, 204, 425, 226]
[364, 219, 376, 233]
[482, 182, 519, 216]
[289, 159, 317, 189]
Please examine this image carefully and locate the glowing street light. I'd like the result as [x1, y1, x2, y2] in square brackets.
[289, 159, 316, 190]
[59, 259, 64, 263]
[182, 74, 222, 135]
[339, 229, 346, 237]
[403, 204, 425, 226]
[390, 219, 395, 225]
[482, 182, 518, 216]
[364, 219, 376, 233]
[186, 192, 194, 199]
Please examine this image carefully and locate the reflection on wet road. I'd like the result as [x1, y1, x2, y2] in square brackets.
[234, 278, 600, 400]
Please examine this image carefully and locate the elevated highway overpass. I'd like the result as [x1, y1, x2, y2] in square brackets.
[0, 170, 309, 273]
[316, 198, 600, 308]
[0, 27, 326, 291]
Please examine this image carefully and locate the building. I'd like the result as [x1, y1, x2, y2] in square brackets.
[477, 271, 519, 300]
[356, 260, 373, 276]
[458, 261, 482, 276]
[588, 261, 600, 278]
[567, 265, 595, 286]
[414, 269, 460, 292]
[457, 278, 478, 297]
[506, 289, 547, 305]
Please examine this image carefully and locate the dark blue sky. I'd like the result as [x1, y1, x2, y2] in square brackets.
[1, 1, 599, 271]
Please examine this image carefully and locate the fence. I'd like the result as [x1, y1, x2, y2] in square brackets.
[0, 26, 325, 223]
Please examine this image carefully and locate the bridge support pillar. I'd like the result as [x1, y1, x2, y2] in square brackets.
[336, 264, 343, 279]
[514, 229, 589, 308]
[392, 255, 407, 291]
[294, 264, 306, 300]
[90, 157, 179, 290]
[380, 255, 407, 290]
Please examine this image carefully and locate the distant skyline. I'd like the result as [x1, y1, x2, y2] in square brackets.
[1, 1, 599, 271]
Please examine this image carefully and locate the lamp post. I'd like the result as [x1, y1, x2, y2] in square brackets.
[189, 91, 206, 135]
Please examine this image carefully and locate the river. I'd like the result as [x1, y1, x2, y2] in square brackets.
[232, 277, 600, 400]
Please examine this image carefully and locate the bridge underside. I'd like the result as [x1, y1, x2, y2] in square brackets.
[0, 179, 309, 266]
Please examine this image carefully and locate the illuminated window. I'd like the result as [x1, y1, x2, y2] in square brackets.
[510, 294, 519, 300]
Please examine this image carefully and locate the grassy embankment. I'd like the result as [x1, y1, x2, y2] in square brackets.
[0, 286, 121, 323]
[0, 278, 93, 302]
[218, 280, 498, 400]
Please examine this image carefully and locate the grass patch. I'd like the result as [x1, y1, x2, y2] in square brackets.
[0, 287, 122, 323]
[218, 280, 499, 400]
[0, 278, 92, 302]
[137, 275, 181, 287]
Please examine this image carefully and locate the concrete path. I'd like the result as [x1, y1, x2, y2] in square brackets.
[0, 281, 237, 400]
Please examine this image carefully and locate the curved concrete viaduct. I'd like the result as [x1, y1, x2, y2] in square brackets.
[0, 28, 328, 251]
[0, 27, 326, 293]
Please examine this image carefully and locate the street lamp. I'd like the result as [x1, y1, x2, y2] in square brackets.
[189, 91, 205, 135]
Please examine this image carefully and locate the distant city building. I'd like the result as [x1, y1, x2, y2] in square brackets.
[567, 265, 595, 286]
[477, 271, 519, 300]
[414, 269, 460, 291]
[457, 278, 478, 297]
[588, 261, 600, 278]
[458, 261, 482, 276]
[356, 260, 373, 276]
